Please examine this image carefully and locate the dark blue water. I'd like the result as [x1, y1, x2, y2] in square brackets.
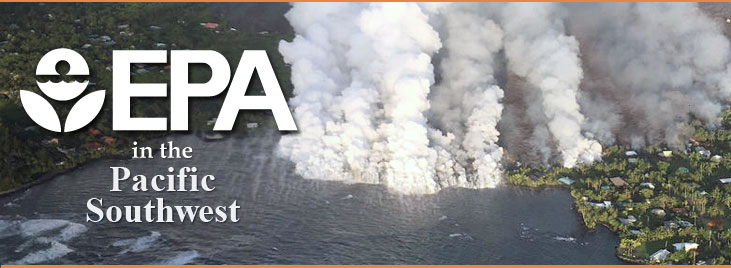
[0, 133, 623, 264]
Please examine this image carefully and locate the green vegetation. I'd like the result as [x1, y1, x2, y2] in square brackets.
[0, 3, 292, 193]
[508, 110, 731, 264]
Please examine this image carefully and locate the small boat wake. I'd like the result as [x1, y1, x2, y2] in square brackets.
[518, 223, 585, 246]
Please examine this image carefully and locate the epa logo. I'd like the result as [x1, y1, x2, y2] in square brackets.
[21, 48, 105, 132]
[20, 48, 297, 132]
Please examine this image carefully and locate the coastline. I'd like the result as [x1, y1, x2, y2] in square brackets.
[0, 135, 172, 199]
[509, 183, 637, 264]
[0, 154, 129, 198]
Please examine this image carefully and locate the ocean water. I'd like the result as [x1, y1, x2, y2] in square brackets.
[0, 133, 623, 264]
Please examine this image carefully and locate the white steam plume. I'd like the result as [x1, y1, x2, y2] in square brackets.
[429, 3, 505, 188]
[278, 3, 446, 194]
[278, 3, 366, 183]
[501, 3, 602, 168]
[359, 2, 443, 194]
[277, 3, 731, 194]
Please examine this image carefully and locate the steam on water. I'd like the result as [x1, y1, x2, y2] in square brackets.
[276, 3, 731, 194]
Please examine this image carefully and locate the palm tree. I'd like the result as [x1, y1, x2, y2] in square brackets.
[698, 196, 709, 215]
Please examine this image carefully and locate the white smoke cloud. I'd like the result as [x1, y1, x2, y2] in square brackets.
[500, 3, 601, 168]
[429, 3, 506, 188]
[278, 3, 510, 194]
[278, 3, 365, 183]
[568, 2, 731, 149]
[278, 2, 731, 194]
[278, 3, 445, 194]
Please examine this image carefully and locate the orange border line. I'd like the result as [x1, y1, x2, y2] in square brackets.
[0, 0, 729, 2]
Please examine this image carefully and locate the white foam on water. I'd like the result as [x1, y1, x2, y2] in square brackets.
[154, 250, 200, 265]
[553, 236, 577, 243]
[11, 241, 73, 265]
[1, 219, 87, 264]
[20, 219, 71, 237]
[0, 219, 11, 232]
[112, 231, 161, 254]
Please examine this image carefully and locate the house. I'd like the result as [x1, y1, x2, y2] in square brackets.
[201, 22, 219, 29]
[650, 249, 671, 263]
[720, 178, 731, 184]
[619, 215, 637, 226]
[619, 218, 633, 226]
[640, 182, 655, 189]
[558, 177, 575, 185]
[88, 128, 101, 136]
[617, 201, 638, 207]
[708, 220, 724, 228]
[672, 208, 687, 214]
[589, 201, 612, 209]
[695, 146, 711, 158]
[672, 242, 699, 252]
[101, 136, 116, 145]
[651, 208, 666, 217]
[43, 138, 59, 145]
[664, 221, 678, 229]
[678, 220, 693, 228]
[625, 151, 638, 156]
[609, 177, 629, 188]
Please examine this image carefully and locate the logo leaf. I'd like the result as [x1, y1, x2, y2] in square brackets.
[19, 90, 62, 132]
[65, 90, 106, 132]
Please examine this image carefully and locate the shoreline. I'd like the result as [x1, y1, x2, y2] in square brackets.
[510, 184, 637, 265]
[0, 135, 173, 199]
[0, 154, 129, 198]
